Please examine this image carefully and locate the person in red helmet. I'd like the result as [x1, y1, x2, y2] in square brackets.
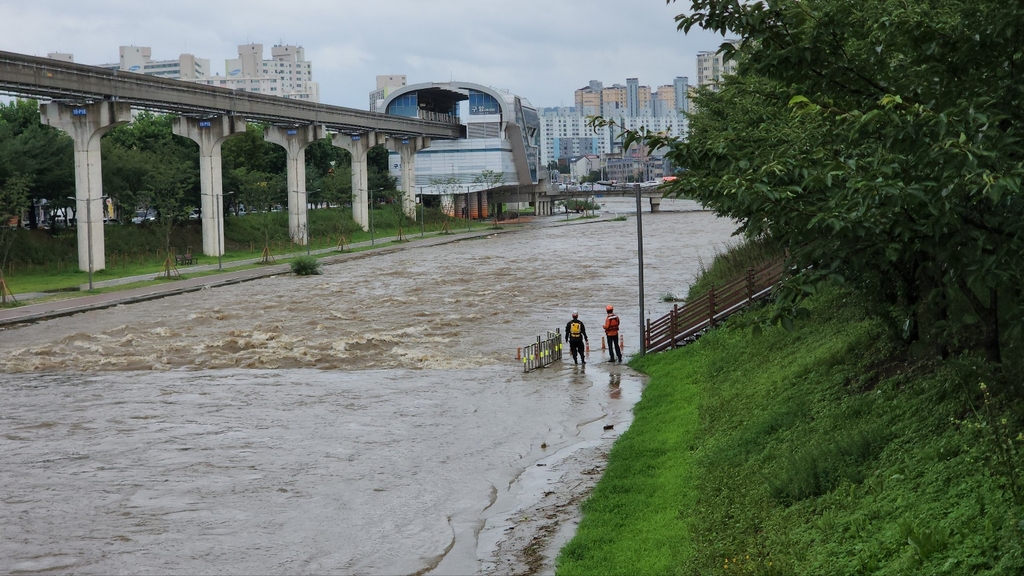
[603, 305, 622, 363]
[565, 310, 589, 365]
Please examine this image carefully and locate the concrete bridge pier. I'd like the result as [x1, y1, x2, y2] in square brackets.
[453, 194, 466, 219]
[265, 125, 325, 244]
[173, 115, 247, 257]
[650, 196, 662, 212]
[533, 194, 553, 216]
[41, 102, 131, 273]
[333, 132, 385, 231]
[479, 192, 489, 219]
[385, 136, 430, 219]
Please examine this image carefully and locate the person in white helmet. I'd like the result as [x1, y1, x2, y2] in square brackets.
[565, 310, 589, 365]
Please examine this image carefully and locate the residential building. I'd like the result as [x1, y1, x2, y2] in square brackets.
[697, 40, 739, 90]
[66, 43, 319, 101]
[673, 76, 690, 114]
[369, 75, 407, 112]
[208, 43, 319, 101]
[546, 77, 689, 169]
[94, 46, 210, 80]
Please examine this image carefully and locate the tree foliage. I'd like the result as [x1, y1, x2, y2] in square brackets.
[0, 100, 74, 225]
[625, 0, 1024, 365]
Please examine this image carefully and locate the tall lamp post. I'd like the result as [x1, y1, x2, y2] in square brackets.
[211, 191, 234, 271]
[634, 182, 646, 356]
[69, 194, 105, 291]
[369, 188, 375, 246]
[418, 186, 425, 238]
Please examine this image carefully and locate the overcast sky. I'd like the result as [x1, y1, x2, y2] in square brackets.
[1, 0, 727, 110]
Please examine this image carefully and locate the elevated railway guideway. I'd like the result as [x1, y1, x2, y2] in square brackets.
[0, 50, 462, 138]
[0, 50, 464, 275]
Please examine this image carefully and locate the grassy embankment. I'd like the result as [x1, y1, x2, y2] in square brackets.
[557, 249, 1024, 574]
[1, 206, 502, 298]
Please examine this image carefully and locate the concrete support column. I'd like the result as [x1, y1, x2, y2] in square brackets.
[41, 101, 131, 273]
[333, 132, 385, 231]
[385, 136, 430, 219]
[172, 115, 247, 257]
[454, 195, 466, 219]
[468, 192, 480, 219]
[479, 192, 489, 219]
[649, 196, 662, 213]
[265, 125, 325, 244]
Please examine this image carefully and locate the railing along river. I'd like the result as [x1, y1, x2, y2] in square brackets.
[645, 260, 785, 353]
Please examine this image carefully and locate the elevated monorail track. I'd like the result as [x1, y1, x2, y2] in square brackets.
[0, 50, 463, 139]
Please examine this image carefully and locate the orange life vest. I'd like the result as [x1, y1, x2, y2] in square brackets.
[604, 314, 620, 336]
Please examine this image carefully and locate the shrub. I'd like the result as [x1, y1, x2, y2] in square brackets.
[290, 256, 320, 276]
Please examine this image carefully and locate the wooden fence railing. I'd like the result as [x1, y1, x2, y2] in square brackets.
[645, 260, 785, 354]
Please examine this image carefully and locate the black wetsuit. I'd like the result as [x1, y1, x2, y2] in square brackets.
[565, 318, 589, 364]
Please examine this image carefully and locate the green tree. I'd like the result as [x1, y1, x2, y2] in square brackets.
[473, 170, 505, 190]
[0, 174, 30, 291]
[621, 0, 1024, 365]
[0, 99, 74, 226]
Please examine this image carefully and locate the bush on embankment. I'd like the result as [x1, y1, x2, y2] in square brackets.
[557, 286, 1024, 575]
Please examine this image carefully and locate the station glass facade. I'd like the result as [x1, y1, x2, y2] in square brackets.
[382, 83, 541, 194]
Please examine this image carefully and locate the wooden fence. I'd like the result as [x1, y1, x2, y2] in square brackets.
[645, 260, 785, 353]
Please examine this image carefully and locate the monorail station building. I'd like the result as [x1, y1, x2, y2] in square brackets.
[379, 82, 555, 217]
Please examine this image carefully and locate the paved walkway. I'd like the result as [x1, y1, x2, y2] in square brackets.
[0, 229, 505, 329]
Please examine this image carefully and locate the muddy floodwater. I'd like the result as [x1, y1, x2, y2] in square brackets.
[0, 198, 739, 574]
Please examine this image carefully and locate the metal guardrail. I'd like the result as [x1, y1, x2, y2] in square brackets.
[645, 260, 785, 353]
[522, 329, 563, 372]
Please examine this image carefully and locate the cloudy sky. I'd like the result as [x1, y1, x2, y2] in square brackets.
[1, 0, 727, 110]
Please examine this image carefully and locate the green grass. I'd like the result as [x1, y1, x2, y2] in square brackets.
[557, 287, 1024, 575]
[686, 235, 784, 300]
[3, 206, 502, 295]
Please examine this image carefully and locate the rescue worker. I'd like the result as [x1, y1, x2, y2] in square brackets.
[603, 305, 622, 363]
[565, 310, 589, 365]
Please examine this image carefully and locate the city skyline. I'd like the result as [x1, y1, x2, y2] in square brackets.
[0, 0, 727, 110]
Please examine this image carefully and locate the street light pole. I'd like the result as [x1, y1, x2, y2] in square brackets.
[214, 191, 234, 271]
[370, 190, 375, 246]
[634, 182, 646, 356]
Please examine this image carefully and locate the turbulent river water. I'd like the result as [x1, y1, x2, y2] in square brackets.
[0, 197, 739, 574]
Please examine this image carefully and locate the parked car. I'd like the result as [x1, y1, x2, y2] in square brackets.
[188, 209, 201, 220]
[131, 209, 157, 224]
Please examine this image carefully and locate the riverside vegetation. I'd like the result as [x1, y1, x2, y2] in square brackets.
[558, 247, 1024, 575]
[0, 204, 478, 297]
[0, 99, 496, 297]
[558, 1, 1024, 571]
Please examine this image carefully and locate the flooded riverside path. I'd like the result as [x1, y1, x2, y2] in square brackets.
[0, 198, 739, 574]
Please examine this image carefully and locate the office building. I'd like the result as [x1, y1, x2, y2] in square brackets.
[204, 43, 319, 101]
